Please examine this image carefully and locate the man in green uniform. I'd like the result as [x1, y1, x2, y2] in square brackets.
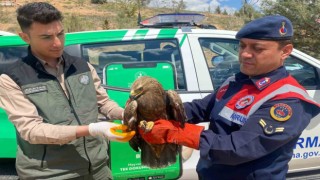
[0, 2, 134, 179]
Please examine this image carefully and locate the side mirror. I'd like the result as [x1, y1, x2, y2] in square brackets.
[211, 55, 224, 66]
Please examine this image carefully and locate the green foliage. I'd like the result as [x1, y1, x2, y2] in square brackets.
[91, 0, 107, 4]
[222, 9, 228, 15]
[64, 14, 83, 32]
[152, 0, 186, 12]
[103, 18, 110, 30]
[173, 0, 186, 12]
[235, 2, 262, 23]
[215, 6, 221, 14]
[140, 0, 151, 6]
[0, 6, 10, 23]
[77, 0, 85, 6]
[261, 0, 320, 59]
[115, 0, 139, 29]
[64, 13, 102, 32]
[117, 0, 138, 18]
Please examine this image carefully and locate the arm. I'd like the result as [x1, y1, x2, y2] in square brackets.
[198, 99, 313, 165]
[140, 99, 314, 165]
[76, 126, 90, 137]
[0, 74, 133, 144]
[183, 92, 216, 124]
[88, 63, 123, 120]
[0, 74, 77, 144]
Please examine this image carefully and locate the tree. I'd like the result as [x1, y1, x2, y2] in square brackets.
[172, 0, 186, 12]
[115, 0, 139, 28]
[236, 0, 262, 22]
[140, 0, 151, 6]
[77, 0, 85, 6]
[214, 6, 221, 14]
[207, 4, 212, 13]
[222, 9, 228, 15]
[261, 0, 320, 59]
[65, 14, 83, 32]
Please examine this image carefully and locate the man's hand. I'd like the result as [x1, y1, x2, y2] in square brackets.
[138, 119, 204, 149]
[89, 122, 135, 142]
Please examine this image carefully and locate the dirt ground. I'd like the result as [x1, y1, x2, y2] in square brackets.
[0, 0, 243, 34]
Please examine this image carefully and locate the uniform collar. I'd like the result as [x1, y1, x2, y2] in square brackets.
[37, 56, 64, 68]
[25, 46, 75, 74]
[236, 66, 289, 90]
[26, 46, 63, 66]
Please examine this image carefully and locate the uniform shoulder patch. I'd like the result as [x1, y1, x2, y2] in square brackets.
[270, 103, 292, 122]
[235, 95, 254, 109]
[259, 119, 285, 135]
[79, 74, 90, 85]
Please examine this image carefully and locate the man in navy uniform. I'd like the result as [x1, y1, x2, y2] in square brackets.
[139, 15, 320, 179]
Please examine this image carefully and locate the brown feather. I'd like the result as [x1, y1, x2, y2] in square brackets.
[123, 76, 187, 168]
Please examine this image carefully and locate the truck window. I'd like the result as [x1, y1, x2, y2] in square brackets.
[199, 38, 239, 89]
[82, 39, 186, 90]
[0, 46, 28, 62]
[284, 56, 319, 88]
[199, 38, 320, 90]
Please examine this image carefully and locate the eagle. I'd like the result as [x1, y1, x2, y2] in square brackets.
[123, 76, 186, 168]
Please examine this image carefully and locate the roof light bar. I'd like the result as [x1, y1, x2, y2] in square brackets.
[140, 13, 205, 27]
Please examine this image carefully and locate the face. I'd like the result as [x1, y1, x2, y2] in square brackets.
[238, 38, 293, 77]
[19, 21, 65, 62]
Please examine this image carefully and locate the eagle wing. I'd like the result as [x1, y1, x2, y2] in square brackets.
[123, 76, 184, 168]
[166, 89, 187, 128]
[123, 100, 138, 131]
[123, 100, 140, 152]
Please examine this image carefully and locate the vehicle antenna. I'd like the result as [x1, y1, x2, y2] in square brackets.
[137, 0, 142, 26]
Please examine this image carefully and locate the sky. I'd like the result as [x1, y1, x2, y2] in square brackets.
[148, 0, 261, 14]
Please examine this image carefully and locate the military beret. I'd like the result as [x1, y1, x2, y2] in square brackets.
[236, 15, 293, 40]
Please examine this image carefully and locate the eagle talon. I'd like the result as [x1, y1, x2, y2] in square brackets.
[139, 120, 147, 132]
[139, 120, 154, 133]
[145, 121, 154, 133]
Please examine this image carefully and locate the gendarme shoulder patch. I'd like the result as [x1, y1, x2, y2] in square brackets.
[270, 103, 292, 122]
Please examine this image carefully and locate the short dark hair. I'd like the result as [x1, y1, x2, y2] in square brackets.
[16, 2, 63, 32]
[277, 39, 292, 49]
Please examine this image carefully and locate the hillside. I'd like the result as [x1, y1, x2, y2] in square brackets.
[0, 0, 245, 34]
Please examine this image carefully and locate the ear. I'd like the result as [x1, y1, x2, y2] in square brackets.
[18, 32, 30, 44]
[281, 44, 293, 61]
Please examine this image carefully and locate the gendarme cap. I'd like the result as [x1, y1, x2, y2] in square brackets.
[236, 15, 293, 40]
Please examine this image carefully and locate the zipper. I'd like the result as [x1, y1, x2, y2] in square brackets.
[55, 78, 92, 173]
[41, 145, 47, 168]
[40, 62, 93, 172]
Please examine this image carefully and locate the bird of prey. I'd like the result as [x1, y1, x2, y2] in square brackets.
[123, 76, 186, 168]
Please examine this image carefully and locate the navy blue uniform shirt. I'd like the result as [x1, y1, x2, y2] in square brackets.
[184, 66, 320, 180]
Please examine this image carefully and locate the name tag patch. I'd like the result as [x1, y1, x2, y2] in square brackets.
[230, 112, 248, 125]
[219, 106, 248, 126]
[24, 85, 47, 94]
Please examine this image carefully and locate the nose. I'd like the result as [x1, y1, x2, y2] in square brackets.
[52, 36, 62, 48]
[239, 49, 253, 59]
